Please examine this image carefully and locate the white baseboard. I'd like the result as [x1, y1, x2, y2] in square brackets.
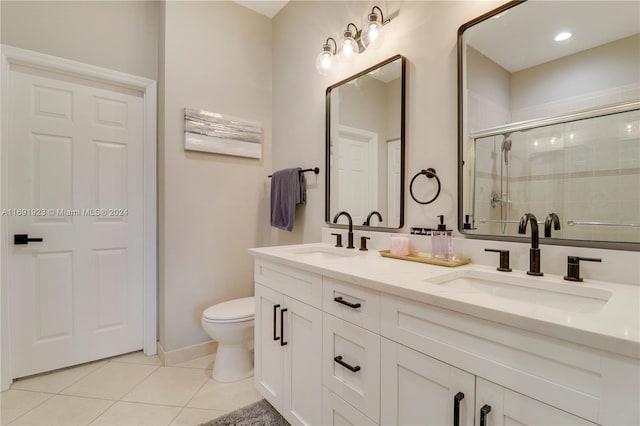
[156, 340, 218, 366]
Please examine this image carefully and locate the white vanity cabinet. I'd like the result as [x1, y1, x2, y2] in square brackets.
[380, 293, 637, 425]
[380, 338, 596, 426]
[254, 261, 322, 426]
[251, 253, 639, 426]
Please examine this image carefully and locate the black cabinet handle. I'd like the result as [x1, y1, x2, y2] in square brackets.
[273, 304, 280, 341]
[14, 234, 43, 245]
[333, 296, 361, 309]
[334, 355, 360, 372]
[280, 308, 288, 346]
[480, 404, 491, 426]
[453, 392, 464, 426]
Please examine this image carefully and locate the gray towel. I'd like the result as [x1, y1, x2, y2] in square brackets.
[270, 168, 306, 231]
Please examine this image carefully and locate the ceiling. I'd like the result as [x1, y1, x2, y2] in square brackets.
[465, 1, 640, 72]
[233, 0, 289, 18]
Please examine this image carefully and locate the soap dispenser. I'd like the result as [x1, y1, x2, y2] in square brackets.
[432, 215, 453, 260]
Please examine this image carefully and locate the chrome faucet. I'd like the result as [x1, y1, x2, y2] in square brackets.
[333, 211, 355, 249]
[544, 213, 561, 238]
[518, 212, 543, 276]
[363, 211, 383, 226]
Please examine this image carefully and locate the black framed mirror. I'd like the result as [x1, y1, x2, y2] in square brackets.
[325, 54, 406, 230]
[458, 1, 640, 249]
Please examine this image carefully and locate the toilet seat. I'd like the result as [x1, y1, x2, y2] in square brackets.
[203, 296, 254, 322]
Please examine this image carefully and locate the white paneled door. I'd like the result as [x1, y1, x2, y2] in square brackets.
[7, 64, 145, 378]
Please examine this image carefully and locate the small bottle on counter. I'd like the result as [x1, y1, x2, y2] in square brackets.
[432, 215, 453, 260]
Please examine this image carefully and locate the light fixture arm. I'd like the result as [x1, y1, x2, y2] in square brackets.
[371, 6, 391, 26]
[346, 22, 360, 36]
[324, 37, 337, 54]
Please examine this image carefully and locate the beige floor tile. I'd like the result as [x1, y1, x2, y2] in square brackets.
[0, 390, 53, 425]
[61, 362, 159, 400]
[9, 394, 113, 426]
[10, 361, 108, 394]
[89, 401, 181, 426]
[110, 351, 163, 366]
[170, 407, 228, 426]
[122, 367, 209, 407]
[187, 377, 261, 412]
[173, 354, 215, 370]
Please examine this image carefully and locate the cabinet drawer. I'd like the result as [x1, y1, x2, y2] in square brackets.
[322, 387, 377, 426]
[381, 294, 603, 423]
[322, 277, 380, 333]
[254, 260, 322, 308]
[323, 313, 380, 422]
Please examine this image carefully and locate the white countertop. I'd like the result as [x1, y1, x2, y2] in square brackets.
[249, 243, 640, 359]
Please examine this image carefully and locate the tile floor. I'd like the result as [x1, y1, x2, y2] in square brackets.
[0, 351, 262, 425]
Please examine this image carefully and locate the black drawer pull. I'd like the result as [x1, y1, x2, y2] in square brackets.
[453, 392, 464, 426]
[480, 404, 491, 426]
[334, 296, 361, 309]
[334, 355, 360, 372]
[273, 304, 280, 341]
[280, 308, 288, 346]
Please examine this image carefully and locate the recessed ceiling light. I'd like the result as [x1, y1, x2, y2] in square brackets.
[555, 32, 572, 42]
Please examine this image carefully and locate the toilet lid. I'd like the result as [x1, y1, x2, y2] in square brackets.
[203, 296, 254, 321]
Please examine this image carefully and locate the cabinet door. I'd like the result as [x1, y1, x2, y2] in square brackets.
[282, 296, 322, 426]
[381, 338, 475, 426]
[254, 283, 284, 410]
[476, 378, 597, 426]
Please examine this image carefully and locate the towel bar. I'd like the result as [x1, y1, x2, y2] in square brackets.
[268, 167, 320, 178]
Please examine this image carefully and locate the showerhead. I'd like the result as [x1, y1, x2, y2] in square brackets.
[501, 134, 512, 165]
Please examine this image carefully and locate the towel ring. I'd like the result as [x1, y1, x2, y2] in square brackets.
[409, 168, 441, 205]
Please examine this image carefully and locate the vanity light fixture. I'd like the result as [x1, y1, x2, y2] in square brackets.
[315, 37, 337, 75]
[316, 5, 392, 74]
[341, 23, 361, 57]
[554, 31, 572, 41]
[361, 6, 390, 49]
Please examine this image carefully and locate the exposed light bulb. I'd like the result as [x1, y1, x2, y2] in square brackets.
[343, 39, 355, 56]
[315, 38, 336, 75]
[555, 32, 572, 42]
[361, 11, 384, 49]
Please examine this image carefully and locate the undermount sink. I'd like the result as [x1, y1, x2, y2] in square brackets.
[426, 270, 612, 313]
[283, 245, 365, 260]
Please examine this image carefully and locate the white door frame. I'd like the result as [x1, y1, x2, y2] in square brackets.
[0, 45, 157, 390]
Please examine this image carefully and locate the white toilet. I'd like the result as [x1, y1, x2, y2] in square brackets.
[201, 296, 255, 382]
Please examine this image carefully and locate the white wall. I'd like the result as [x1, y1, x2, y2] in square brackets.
[1, 0, 273, 353]
[159, 1, 272, 351]
[511, 34, 640, 117]
[272, 0, 503, 240]
[0, 0, 158, 80]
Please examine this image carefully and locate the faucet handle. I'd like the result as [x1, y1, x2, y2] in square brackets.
[359, 236, 370, 251]
[564, 256, 602, 282]
[484, 248, 512, 272]
[331, 233, 343, 248]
